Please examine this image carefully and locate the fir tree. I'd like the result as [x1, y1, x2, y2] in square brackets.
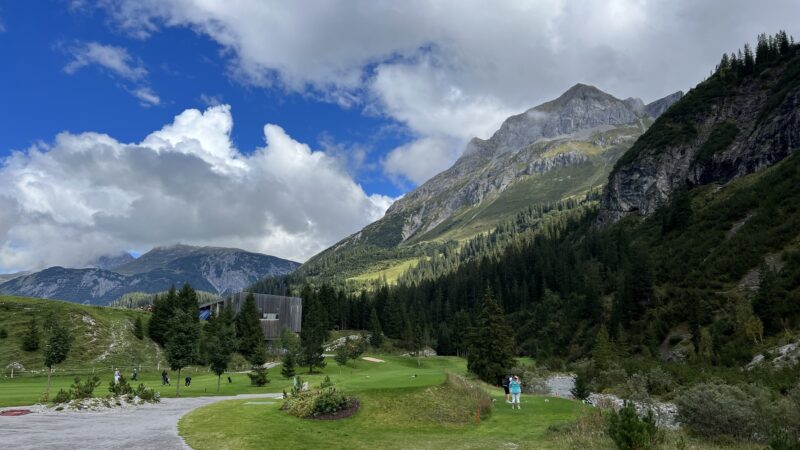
[299, 295, 328, 373]
[280, 350, 296, 379]
[148, 288, 177, 346]
[237, 293, 265, 365]
[21, 317, 40, 351]
[466, 288, 516, 384]
[334, 337, 350, 370]
[132, 316, 144, 340]
[593, 325, 615, 370]
[436, 322, 452, 355]
[207, 305, 238, 393]
[165, 308, 199, 397]
[44, 322, 72, 397]
[368, 306, 383, 348]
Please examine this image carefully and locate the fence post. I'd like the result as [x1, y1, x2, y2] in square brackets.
[10, 367, 13, 378]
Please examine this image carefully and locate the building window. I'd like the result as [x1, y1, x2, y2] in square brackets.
[263, 313, 279, 320]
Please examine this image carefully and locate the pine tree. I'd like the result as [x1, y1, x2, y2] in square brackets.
[207, 306, 238, 393]
[466, 288, 516, 384]
[237, 293, 265, 365]
[299, 295, 328, 373]
[743, 43, 755, 73]
[697, 327, 714, 364]
[436, 322, 452, 355]
[368, 307, 383, 348]
[21, 317, 40, 351]
[44, 322, 72, 397]
[334, 337, 350, 370]
[165, 308, 199, 397]
[281, 350, 296, 379]
[148, 288, 177, 346]
[132, 316, 144, 340]
[593, 325, 615, 370]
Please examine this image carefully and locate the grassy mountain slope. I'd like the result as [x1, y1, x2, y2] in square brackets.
[0, 296, 160, 373]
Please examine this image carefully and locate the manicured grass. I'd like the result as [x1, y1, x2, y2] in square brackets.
[179, 356, 586, 450]
[348, 258, 422, 284]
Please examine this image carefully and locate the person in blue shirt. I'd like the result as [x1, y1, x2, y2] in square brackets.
[509, 375, 522, 409]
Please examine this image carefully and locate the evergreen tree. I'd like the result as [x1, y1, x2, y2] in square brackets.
[451, 311, 472, 357]
[165, 308, 199, 397]
[593, 325, 615, 370]
[697, 327, 714, 364]
[743, 43, 755, 73]
[466, 288, 516, 384]
[334, 337, 350, 370]
[368, 306, 383, 348]
[21, 317, 40, 352]
[148, 288, 177, 346]
[299, 295, 328, 373]
[132, 316, 144, 340]
[280, 350, 296, 379]
[662, 187, 692, 233]
[436, 322, 453, 355]
[237, 293, 265, 364]
[207, 306, 238, 393]
[44, 322, 72, 397]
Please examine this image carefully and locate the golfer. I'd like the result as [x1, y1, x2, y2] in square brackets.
[502, 375, 511, 403]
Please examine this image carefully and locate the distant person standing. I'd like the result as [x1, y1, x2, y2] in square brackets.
[185, 375, 192, 387]
[131, 367, 138, 382]
[161, 369, 170, 386]
[502, 375, 511, 403]
[113, 368, 120, 384]
[509, 375, 522, 410]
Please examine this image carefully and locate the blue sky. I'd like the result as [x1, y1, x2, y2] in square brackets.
[0, 0, 797, 271]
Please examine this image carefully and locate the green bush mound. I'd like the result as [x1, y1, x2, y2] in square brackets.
[607, 402, 662, 450]
[283, 376, 357, 419]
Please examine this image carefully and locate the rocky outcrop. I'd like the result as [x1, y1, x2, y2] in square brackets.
[598, 53, 800, 226]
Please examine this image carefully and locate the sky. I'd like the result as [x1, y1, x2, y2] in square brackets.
[0, 0, 798, 271]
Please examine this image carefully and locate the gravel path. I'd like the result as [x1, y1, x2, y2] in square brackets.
[0, 393, 282, 450]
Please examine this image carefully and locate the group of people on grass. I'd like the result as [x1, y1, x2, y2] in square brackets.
[502, 375, 523, 409]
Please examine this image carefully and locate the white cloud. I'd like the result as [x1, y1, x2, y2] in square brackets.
[64, 41, 147, 80]
[63, 41, 161, 107]
[0, 106, 391, 271]
[133, 87, 160, 106]
[97, 0, 800, 185]
[383, 137, 462, 186]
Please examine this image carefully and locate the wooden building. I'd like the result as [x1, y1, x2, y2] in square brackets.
[199, 292, 302, 340]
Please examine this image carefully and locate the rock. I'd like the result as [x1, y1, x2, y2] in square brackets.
[400, 347, 437, 357]
[598, 57, 800, 226]
[746, 338, 800, 370]
[586, 393, 679, 429]
[324, 334, 368, 352]
[545, 374, 576, 398]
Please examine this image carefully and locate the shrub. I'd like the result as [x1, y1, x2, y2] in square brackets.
[70, 375, 100, 399]
[607, 402, 661, 450]
[0, 328, 7, 338]
[108, 374, 133, 397]
[319, 375, 333, 389]
[768, 430, 800, 450]
[283, 378, 356, 419]
[247, 367, 270, 386]
[619, 373, 650, 401]
[675, 382, 762, 439]
[510, 365, 551, 395]
[53, 389, 71, 404]
[134, 384, 160, 402]
[645, 367, 674, 396]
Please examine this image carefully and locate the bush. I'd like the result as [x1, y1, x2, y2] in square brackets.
[70, 375, 100, 399]
[607, 402, 661, 450]
[768, 430, 800, 450]
[619, 373, 650, 401]
[53, 389, 71, 404]
[108, 374, 133, 397]
[0, 328, 7, 339]
[247, 367, 270, 386]
[283, 378, 356, 419]
[134, 384, 160, 402]
[675, 382, 766, 439]
[645, 367, 674, 396]
[510, 364, 551, 395]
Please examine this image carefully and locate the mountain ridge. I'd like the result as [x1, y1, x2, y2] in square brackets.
[0, 244, 300, 305]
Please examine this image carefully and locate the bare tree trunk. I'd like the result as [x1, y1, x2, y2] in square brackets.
[176, 368, 181, 397]
[217, 374, 221, 394]
[47, 366, 52, 397]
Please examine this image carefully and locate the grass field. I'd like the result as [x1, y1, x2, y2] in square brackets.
[348, 258, 422, 284]
[179, 355, 586, 450]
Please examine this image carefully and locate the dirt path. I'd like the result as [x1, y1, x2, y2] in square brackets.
[0, 393, 282, 450]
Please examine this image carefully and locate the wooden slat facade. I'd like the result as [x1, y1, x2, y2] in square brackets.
[200, 292, 302, 340]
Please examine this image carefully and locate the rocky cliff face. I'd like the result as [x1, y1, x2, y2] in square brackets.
[598, 52, 800, 226]
[0, 245, 300, 304]
[382, 84, 681, 244]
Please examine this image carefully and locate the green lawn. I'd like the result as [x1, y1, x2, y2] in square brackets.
[179, 355, 586, 450]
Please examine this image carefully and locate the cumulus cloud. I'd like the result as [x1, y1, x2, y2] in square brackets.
[63, 41, 161, 106]
[96, 0, 800, 184]
[0, 105, 391, 271]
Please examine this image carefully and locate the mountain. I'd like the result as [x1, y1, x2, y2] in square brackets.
[0, 245, 300, 305]
[89, 252, 136, 270]
[298, 84, 682, 283]
[0, 271, 30, 284]
[598, 46, 800, 226]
